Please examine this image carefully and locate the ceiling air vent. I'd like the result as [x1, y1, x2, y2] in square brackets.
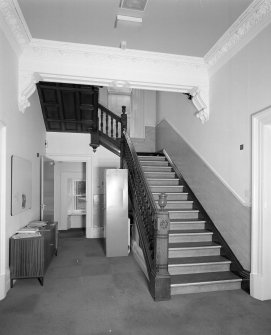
[120, 0, 148, 12]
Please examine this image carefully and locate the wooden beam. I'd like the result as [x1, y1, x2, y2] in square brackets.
[56, 84, 66, 131]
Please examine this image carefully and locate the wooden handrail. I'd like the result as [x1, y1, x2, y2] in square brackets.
[98, 103, 121, 123]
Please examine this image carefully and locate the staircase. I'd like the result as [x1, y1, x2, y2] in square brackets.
[139, 154, 242, 295]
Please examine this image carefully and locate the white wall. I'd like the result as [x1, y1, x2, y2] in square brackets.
[157, 23, 271, 207]
[0, 28, 46, 299]
[156, 23, 271, 270]
[46, 132, 120, 237]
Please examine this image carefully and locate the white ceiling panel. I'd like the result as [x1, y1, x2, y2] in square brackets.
[17, 0, 254, 57]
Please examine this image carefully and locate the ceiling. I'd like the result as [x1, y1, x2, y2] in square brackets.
[37, 82, 98, 133]
[17, 0, 253, 57]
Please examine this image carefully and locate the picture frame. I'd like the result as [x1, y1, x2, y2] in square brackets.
[11, 155, 32, 215]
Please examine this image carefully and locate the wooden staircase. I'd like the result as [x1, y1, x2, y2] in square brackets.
[139, 154, 242, 295]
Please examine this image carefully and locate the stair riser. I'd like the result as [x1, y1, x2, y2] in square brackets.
[153, 193, 188, 201]
[169, 263, 230, 275]
[139, 157, 166, 161]
[158, 203, 194, 210]
[145, 172, 176, 179]
[169, 247, 221, 258]
[169, 234, 212, 243]
[170, 223, 206, 230]
[169, 211, 199, 219]
[142, 166, 172, 172]
[171, 280, 241, 295]
[140, 161, 169, 166]
[148, 179, 179, 186]
[150, 186, 184, 193]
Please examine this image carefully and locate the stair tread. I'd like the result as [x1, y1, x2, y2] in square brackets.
[171, 271, 241, 285]
[150, 185, 183, 188]
[138, 156, 165, 160]
[169, 241, 220, 249]
[170, 219, 206, 223]
[156, 200, 193, 203]
[143, 166, 172, 169]
[152, 192, 188, 195]
[168, 256, 231, 265]
[169, 209, 199, 212]
[140, 161, 168, 164]
[147, 178, 179, 180]
[169, 229, 212, 235]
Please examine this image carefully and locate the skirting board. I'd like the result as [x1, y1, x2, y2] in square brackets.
[0, 269, 10, 300]
[131, 239, 149, 281]
[86, 227, 104, 238]
[250, 273, 271, 301]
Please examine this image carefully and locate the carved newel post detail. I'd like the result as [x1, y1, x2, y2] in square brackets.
[120, 106, 127, 168]
[150, 193, 171, 300]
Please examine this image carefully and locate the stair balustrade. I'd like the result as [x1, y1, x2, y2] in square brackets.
[90, 104, 127, 155]
[89, 103, 171, 300]
[121, 131, 171, 301]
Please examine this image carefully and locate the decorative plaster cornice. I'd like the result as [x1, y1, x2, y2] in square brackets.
[205, 0, 271, 72]
[189, 87, 209, 123]
[18, 71, 41, 112]
[19, 39, 210, 120]
[0, 0, 31, 54]
[27, 38, 206, 72]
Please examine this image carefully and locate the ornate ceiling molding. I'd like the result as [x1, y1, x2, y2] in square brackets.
[0, 0, 31, 54]
[19, 39, 210, 121]
[27, 39, 206, 72]
[205, 0, 271, 73]
[188, 87, 208, 123]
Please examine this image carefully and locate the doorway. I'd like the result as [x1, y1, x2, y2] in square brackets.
[251, 106, 271, 300]
[0, 121, 7, 299]
[54, 161, 87, 232]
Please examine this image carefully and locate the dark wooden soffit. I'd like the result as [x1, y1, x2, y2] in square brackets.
[37, 82, 99, 133]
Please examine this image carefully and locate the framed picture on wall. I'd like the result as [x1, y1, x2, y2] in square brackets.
[11, 155, 32, 215]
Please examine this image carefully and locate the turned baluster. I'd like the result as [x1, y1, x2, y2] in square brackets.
[100, 110, 104, 133]
[116, 120, 119, 138]
[111, 117, 113, 138]
[105, 113, 108, 135]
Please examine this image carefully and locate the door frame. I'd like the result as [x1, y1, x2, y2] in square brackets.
[251, 105, 271, 300]
[0, 121, 7, 300]
[46, 154, 93, 238]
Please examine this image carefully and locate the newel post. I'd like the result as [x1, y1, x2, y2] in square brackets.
[150, 209, 171, 301]
[120, 106, 127, 168]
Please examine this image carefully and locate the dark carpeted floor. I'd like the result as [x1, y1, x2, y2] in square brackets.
[1, 233, 271, 335]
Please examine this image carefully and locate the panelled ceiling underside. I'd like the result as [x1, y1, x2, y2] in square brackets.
[37, 82, 98, 133]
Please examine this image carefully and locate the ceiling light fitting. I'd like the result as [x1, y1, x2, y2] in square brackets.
[120, 0, 148, 12]
[116, 15, 142, 24]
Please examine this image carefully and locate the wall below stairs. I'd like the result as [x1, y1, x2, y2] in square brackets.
[156, 119, 251, 271]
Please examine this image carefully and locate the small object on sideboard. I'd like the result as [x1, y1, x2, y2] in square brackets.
[9, 222, 58, 288]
